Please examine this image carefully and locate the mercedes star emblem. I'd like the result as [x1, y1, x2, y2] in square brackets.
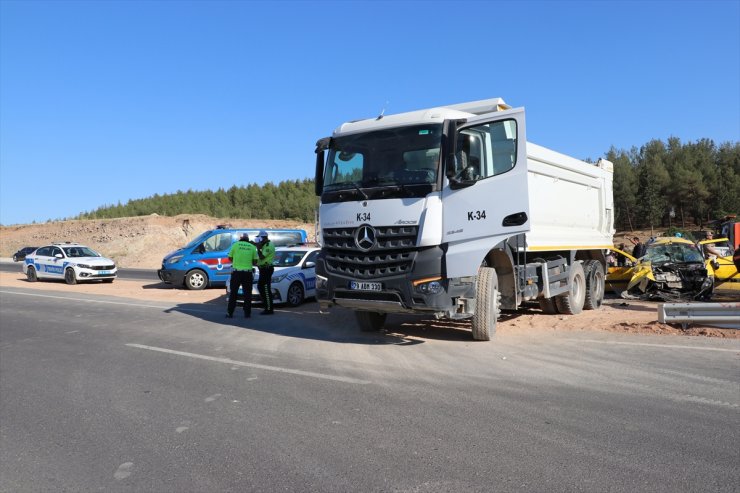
[354, 225, 377, 252]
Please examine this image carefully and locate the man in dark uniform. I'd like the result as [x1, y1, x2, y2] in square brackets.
[255, 230, 276, 315]
[226, 233, 259, 319]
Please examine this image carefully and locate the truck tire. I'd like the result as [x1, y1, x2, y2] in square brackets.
[583, 260, 605, 310]
[555, 262, 586, 315]
[355, 311, 386, 332]
[184, 269, 207, 290]
[471, 266, 500, 341]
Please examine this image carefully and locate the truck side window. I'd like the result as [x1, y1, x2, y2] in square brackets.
[457, 119, 517, 180]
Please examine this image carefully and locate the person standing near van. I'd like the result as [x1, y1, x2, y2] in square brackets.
[256, 230, 276, 315]
[227, 233, 259, 319]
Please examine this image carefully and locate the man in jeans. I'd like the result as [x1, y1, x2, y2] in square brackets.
[255, 230, 276, 315]
[226, 233, 259, 319]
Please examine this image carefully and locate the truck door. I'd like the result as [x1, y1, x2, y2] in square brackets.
[442, 108, 530, 278]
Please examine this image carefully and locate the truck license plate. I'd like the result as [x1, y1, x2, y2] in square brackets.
[349, 281, 382, 291]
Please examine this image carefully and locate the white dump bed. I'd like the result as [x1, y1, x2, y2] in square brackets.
[526, 143, 614, 251]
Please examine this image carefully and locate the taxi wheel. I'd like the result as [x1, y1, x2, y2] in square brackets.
[26, 266, 37, 282]
[286, 282, 305, 306]
[65, 268, 78, 285]
[184, 269, 207, 290]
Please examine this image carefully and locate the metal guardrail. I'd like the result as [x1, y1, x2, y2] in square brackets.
[658, 302, 740, 329]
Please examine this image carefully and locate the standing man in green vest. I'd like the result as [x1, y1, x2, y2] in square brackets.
[227, 233, 259, 319]
[256, 230, 276, 315]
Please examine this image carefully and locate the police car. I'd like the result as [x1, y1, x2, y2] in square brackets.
[226, 246, 320, 306]
[23, 242, 117, 285]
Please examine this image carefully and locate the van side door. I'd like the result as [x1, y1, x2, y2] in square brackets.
[198, 232, 236, 284]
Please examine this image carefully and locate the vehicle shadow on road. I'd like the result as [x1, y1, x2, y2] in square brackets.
[163, 301, 425, 345]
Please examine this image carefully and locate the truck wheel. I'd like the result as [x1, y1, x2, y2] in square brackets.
[555, 262, 586, 315]
[583, 260, 605, 310]
[471, 266, 500, 341]
[65, 268, 78, 285]
[184, 269, 207, 290]
[26, 266, 37, 282]
[355, 311, 386, 332]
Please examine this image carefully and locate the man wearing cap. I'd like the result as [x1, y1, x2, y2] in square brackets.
[226, 233, 259, 319]
[255, 230, 276, 315]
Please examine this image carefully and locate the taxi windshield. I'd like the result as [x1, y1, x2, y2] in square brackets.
[644, 242, 704, 265]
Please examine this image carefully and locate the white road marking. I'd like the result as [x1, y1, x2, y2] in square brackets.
[176, 426, 189, 433]
[0, 289, 214, 313]
[125, 343, 371, 385]
[113, 462, 133, 480]
[564, 339, 740, 352]
[204, 393, 221, 402]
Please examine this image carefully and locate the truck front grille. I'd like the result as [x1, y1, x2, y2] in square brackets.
[323, 226, 418, 279]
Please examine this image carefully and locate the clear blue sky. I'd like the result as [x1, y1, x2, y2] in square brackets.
[1, 0, 738, 225]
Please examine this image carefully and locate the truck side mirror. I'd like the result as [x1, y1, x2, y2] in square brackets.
[315, 137, 330, 196]
[315, 151, 324, 196]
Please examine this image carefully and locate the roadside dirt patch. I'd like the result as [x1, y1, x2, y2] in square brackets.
[2, 271, 736, 339]
[0, 214, 314, 269]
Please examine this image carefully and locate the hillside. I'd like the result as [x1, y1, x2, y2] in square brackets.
[0, 214, 315, 269]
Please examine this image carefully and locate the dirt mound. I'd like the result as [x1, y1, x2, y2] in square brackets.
[0, 214, 314, 269]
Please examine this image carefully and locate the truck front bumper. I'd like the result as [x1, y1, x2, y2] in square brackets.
[316, 246, 473, 315]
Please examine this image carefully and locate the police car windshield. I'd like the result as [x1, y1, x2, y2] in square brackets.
[273, 250, 306, 267]
[64, 246, 100, 258]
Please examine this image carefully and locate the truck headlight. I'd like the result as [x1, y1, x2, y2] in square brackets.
[167, 255, 184, 264]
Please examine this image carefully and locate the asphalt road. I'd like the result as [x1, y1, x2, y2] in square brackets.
[1, 286, 738, 492]
[0, 260, 158, 282]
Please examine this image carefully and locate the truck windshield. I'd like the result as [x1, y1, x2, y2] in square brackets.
[323, 124, 442, 194]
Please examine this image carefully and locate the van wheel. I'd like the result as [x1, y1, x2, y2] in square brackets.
[26, 266, 37, 282]
[185, 269, 207, 290]
[583, 260, 605, 310]
[286, 282, 305, 306]
[355, 311, 386, 332]
[65, 268, 78, 285]
[472, 266, 500, 341]
[555, 262, 586, 315]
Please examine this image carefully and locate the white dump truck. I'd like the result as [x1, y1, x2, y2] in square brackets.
[313, 98, 614, 340]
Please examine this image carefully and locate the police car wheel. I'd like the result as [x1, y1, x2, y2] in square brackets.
[26, 266, 37, 282]
[286, 282, 304, 306]
[65, 268, 78, 285]
[185, 269, 207, 290]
